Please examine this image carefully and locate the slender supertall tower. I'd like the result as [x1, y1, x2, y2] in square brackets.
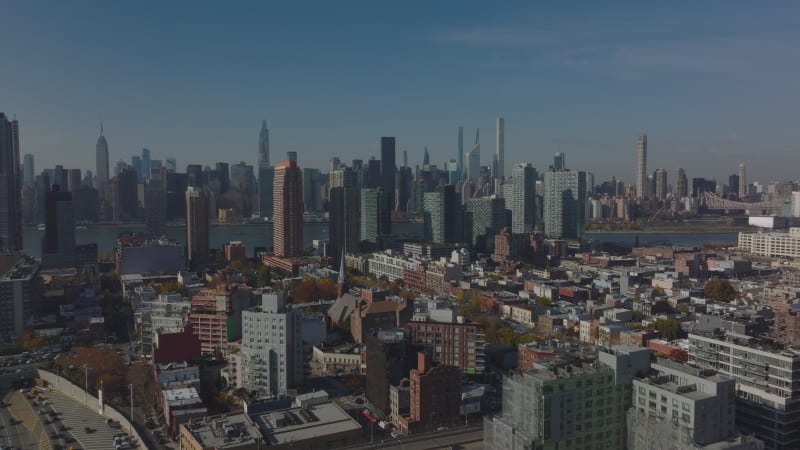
[423, 146, 430, 166]
[468, 129, 481, 185]
[496, 117, 505, 180]
[0, 113, 22, 251]
[457, 126, 464, 181]
[259, 120, 270, 169]
[95, 121, 109, 189]
[635, 134, 647, 199]
[738, 163, 746, 199]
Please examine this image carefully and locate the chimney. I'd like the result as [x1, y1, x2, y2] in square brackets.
[418, 352, 432, 374]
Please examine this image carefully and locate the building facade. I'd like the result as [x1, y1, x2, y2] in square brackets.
[273, 160, 304, 257]
[185, 187, 209, 269]
[543, 170, 587, 240]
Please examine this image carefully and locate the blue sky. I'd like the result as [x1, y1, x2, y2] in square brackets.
[4, 1, 800, 185]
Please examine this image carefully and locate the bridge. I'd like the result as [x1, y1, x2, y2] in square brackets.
[700, 191, 784, 213]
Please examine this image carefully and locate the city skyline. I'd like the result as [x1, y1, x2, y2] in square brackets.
[3, 2, 800, 183]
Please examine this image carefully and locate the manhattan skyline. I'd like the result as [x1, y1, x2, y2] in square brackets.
[4, 2, 800, 183]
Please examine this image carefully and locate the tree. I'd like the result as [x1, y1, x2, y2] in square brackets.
[650, 318, 685, 341]
[704, 280, 738, 301]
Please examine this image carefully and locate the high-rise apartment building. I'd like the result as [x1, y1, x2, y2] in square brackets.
[0, 113, 22, 252]
[360, 188, 391, 244]
[141, 148, 151, 182]
[511, 163, 537, 233]
[653, 168, 667, 201]
[366, 329, 408, 414]
[185, 187, 209, 269]
[636, 134, 648, 199]
[397, 353, 462, 434]
[95, 121, 109, 188]
[189, 285, 251, 355]
[689, 332, 800, 449]
[258, 120, 270, 169]
[241, 291, 303, 398]
[258, 167, 274, 218]
[543, 170, 587, 239]
[466, 196, 505, 253]
[302, 168, 322, 212]
[381, 137, 397, 211]
[145, 179, 167, 236]
[739, 163, 747, 199]
[0, 255, 40, 344]
[422, 185, 461, 244]
[41, 186, 76, 269]
[495, 117, 505, 180]
[456, 126, 464, 182]
[329, 167, 360, 263]
[273, 159, 304, 257]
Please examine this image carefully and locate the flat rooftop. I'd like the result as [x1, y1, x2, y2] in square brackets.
[252, 401, 362, 445]
[184, 413, 260, 449]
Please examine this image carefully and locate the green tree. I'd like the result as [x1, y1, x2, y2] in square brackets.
[650, 318, 685, 341]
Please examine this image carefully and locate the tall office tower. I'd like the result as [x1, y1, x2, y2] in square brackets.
[397, 166, 412, 212]
[258, 167, 274, 218]
[165, 172, 188, 221]
[144, 179, 167, 236]
[41, 186, 76, 269]
[111, 167, 138, 221]
[230, 161, 255, 193]
[543, 170, 587, 239]
[329, 168, 360, 264]
[676, 168, 688, 198]
[456, 126, 464, 182]
[635, 134, 647, 199]
[302, 168, 322, 212]
[0, 255, 40, 343]
[689, 332, 800, 449]
[468, 129, 481, 185]
[241, 291, 303, 398]
[653, 168, 667, 201]
[66, 169, 82, 192]
[495, 117, 505, 179]
[258, 120, 270, 169]
[366, 158, 381, 189]
[401, 151, 408, 168]
[692, 178, 716, 197]
[215, 162, 230, 194]
[466, 196, 505, 253]
[22, 154, 34, 187]
[0, 114, 22, 252]
[53, 165, 66, 191]
[330, 157, 341, 173]
[511, 163, 537, 233]
[381, 137, 396, 210]
[141, 148, 151, 181]
[423, 146, 430, 166]
[422, 185, 461, 244]
[185, 187, 210, 269]
[738, 163, 746, 199]
[273, 159, 304, 257]
[82, 170, 93, 188]
[165, 157, 177, 172]
[553, 152, 566, 170]
[95, 121, 109, 189]
[360, 188, 391, 244]
[131, 156, 142, 181]
[186, 164, 203, 188]
[728, 174, 740, 199]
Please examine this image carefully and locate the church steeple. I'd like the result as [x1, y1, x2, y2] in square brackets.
[336, 250, 347, 298]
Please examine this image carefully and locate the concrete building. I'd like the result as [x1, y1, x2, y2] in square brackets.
[404, 320, 485, 374]
[511, 163, 537, 233]
[145, 178, 167, 236]
[186, 187, 209, 269]
[738, 228, 800, 258]
[466, 196, 505, 253]
[381, 137, 396, 210]
[189, 285, 251, 355]
[543, 169, 587, 240]
[241, 291, 303, 398]
[422, 185, 461, 244]
[0, 113, 22, 252]
[689, 332, 800, 449]
[628, 359, 738, 450]
[366, 329, 408, 414]
[0, 255, 40, 344]
[636, 133, 648, 199]
[179, 413, 260, 450]
[654, 168, 668, 201]
[367, 251, 407, 282]
[273, 159, 304, 257]
[41, 186, 76, 269]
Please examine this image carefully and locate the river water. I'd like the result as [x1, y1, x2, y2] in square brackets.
[21, 224, 739, 258]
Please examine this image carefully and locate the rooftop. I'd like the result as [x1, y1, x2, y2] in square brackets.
[184, 414, 260, 449]
[251, 400, 362, 446]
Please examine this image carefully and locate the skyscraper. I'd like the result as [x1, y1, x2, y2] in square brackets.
[511, 163, 537, 233]
[456, 126, 464, 182]
[141, 147, 151, 182]
[422, 185, 461, 244]
[676, 168, 688, 199]
[95, 121, 109, 189]
[635, 134, 647, 199]
[41, 185, 76, 269]
[543, 170, 587, 239]
[258, 120, 270, 169]
[145, 179, 167, 236]
[186, 186, 210, 269]
[423, 146, 430, 166]
[738, 163, 747, 199]
[553, 152, 566, 171]
[273, 159, 304, 257]
[466, 196, 505, 253]
[360, 188, 391, 244]
[653, 168, 667, 201]
[468, 129, 481, 185]
[0, 113, 22, 252]
[381, 137, 396, 210]
[495, 117, 505, 180]
[258, 167, 274, 218]
[329, 167, 360, 264]
[22, 154, 34, 187]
